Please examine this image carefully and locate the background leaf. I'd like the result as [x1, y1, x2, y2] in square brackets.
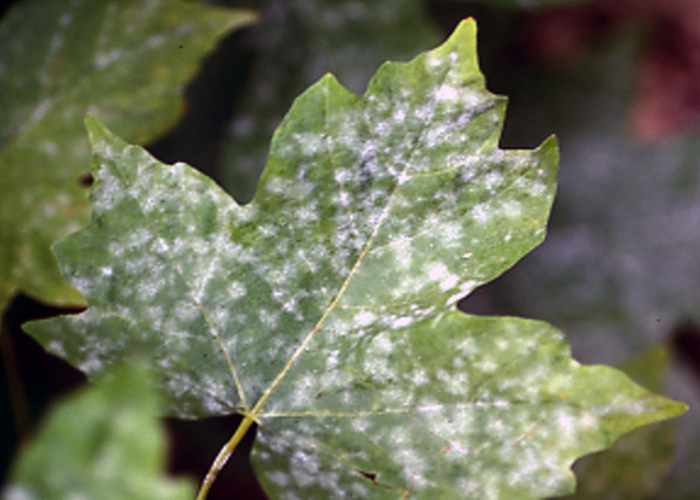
[0, 0, 256, 311]
[1, 364, 195, 500]
[27, 20, 686, 499]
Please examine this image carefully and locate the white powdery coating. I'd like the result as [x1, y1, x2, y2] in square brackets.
[34, 20, 619, 499]
[255, 312, 634, 498]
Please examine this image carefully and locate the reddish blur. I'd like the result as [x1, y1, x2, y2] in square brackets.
[521, 0, 700, 143]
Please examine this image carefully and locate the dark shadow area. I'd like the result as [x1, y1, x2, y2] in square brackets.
[146, 24, 257, 181]
[0, 0, 17, 19]
[167, 414, 268, 500]
[458, 268, 522, 318]
[670, 320, 700, 396]
[0, 294, 87, 483]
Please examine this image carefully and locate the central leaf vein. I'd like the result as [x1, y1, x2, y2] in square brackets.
[249, 66, 452, 418]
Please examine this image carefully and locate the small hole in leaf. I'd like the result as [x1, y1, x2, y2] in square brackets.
[78, 172, 94, 187]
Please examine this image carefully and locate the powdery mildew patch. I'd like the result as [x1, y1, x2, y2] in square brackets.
[26, 18, 683, 500]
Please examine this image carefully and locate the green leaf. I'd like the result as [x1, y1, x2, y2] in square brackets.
[471, 30, 700, 500]
[220, 0, 440, 203]
[556, 345, 678, 500]
[0, 0, 256, 311]
[1, 364, 195, 500]
[27, 20, 686, 499]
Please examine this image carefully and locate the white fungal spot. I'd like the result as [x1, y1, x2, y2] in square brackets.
[436, 85, 459, 102]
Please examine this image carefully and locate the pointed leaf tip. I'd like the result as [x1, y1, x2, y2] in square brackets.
[84, 114, 107, 146]
[85, 114, 129, 164]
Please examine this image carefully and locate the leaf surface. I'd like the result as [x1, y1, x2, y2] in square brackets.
[1, 365, 195, 500]
[220, 0, 440, 203]
[555, 345, 678, 500]
[27, 20, 686, 499]
[0, 0, 256, 311]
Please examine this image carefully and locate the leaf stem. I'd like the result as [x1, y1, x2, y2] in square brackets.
[196, 414, 256, 500]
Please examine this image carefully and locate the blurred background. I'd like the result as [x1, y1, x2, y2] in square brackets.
[3, 0, 700, 498]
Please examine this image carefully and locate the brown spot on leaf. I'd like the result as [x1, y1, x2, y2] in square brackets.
[358, 470, 378, 482]
[78, 172, 94, 187]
